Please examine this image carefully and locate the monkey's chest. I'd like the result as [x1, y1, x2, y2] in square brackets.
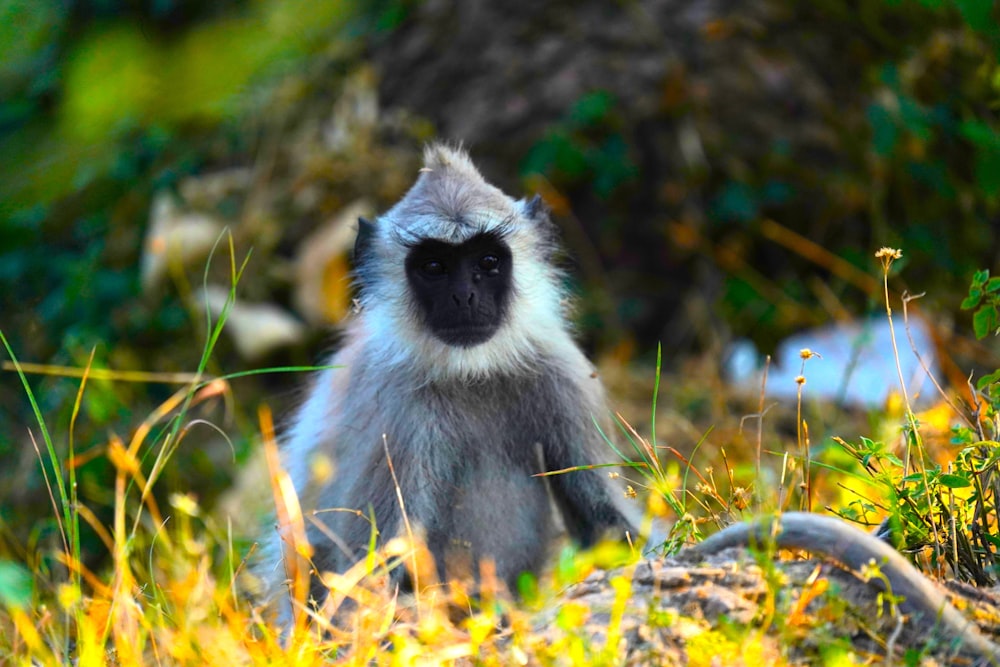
[426, 444, 556, 572]
[382, 377, 585, 504]
[418, 373, 574, 433]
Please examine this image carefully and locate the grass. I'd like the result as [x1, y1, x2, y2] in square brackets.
[1, 244, 998, 665]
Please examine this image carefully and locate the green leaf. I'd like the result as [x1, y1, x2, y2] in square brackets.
[554, 544, 580, 585]
[962, 288, 982, 310]
[954, 0, 995, 34]
[902, 472, 932, 484]
[987, 277, 1000, 293]
[974, 143, 1000, 196]
[569, 91, 616, 127]
[976, 369, 1000, 390]
[521, 130, 588, 181]
[973, 305, 1000, 339]
[960, 123, 1000, 195]
[867, 103, 898, 156]
[951, 424, 976, 445]
[973, 269, 990, 287]
[938, 473, 971, 489]
[0, 560, 33, 609]
[960, 122, 1000, 151]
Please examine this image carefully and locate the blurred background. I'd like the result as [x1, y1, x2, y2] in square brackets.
[2, 0, 999, 569]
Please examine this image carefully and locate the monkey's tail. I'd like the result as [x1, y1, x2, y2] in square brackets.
[684, 512, 1000, 661]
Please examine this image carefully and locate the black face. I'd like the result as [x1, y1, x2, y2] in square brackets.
[405, 233, 513, 347]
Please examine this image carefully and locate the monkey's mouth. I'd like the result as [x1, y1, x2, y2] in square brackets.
[433, 325, 499, 348]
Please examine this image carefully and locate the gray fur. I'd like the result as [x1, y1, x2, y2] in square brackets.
[263, 144, 642, 619]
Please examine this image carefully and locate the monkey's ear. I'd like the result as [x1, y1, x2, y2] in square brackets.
[354, 217, 376, 264]
[522, 194, 550, 222]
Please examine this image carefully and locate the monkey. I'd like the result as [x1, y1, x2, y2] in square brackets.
[263, 144, 646, 620]
[259, 144, 996, 660]
[683, 512, 1000, 661]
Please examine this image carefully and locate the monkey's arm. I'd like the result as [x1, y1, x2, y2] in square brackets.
[686, 512, 1000, 659]
[542, 423, 647, 547]
[547, 469, 641, 547]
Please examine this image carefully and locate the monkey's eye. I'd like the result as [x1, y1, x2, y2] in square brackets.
[478, 255, 500, 271]
[421, 260, 446, 276]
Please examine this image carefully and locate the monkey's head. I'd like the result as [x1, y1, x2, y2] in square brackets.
[352, 144, 572, 380]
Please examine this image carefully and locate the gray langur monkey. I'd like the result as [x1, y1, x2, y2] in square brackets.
[261, 144, 996, 660]
[265, 144, 646, 615]
[685, 513, 1000, 661]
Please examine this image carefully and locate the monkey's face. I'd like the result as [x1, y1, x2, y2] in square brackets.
[404, 232, 513, 348]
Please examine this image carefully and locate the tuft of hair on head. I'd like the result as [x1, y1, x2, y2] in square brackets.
[421, 142, 482, 180]
[378, 142, 516, 245]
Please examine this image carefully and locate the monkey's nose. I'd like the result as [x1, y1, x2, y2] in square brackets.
[451, 292, 477, 308]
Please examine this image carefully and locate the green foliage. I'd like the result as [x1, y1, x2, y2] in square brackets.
[962, 269, 1000, 343]
[836, 429, 1000, 582]
[855, 3, 1000, 279]
[834, 272, 1000, 586]
[953, 0, 1000, 37]
[521, 91, 637, 199]
[0, 560, 33, 609]
[0, 2, 366, 213]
